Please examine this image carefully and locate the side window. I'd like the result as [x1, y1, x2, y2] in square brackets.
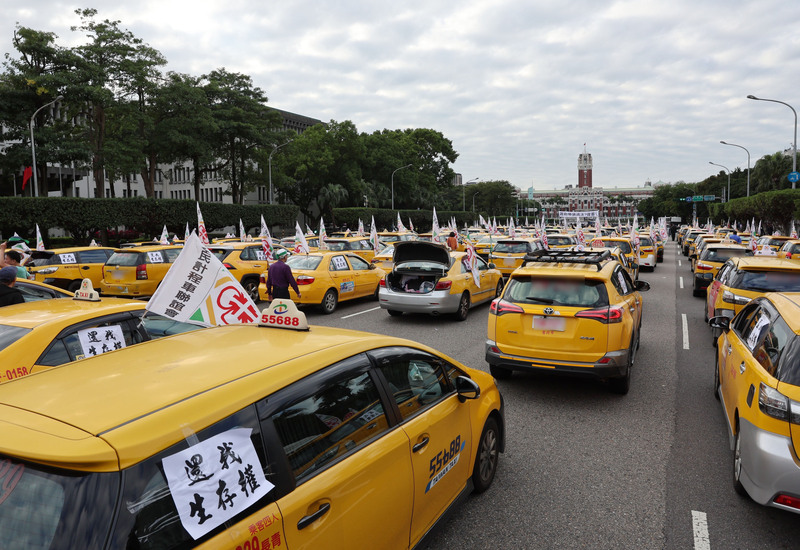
[737, 306, 770, 352]
[732, 302, 760, 335]
[329, 255, 350, 271]
[610, 266, 631, 296]
[347, 255, 370, 270]
[716, 263, 731, 283]
[79, 249, 111, 264]
[239, 247, 253, 261]
[752, 314, 793, 377]
[369, 347, 451, 422]
[38, 317, 142, 366]
[476, 257, 489, 271]
[270, 370, 388, 484]
[109, 406, 273, 549]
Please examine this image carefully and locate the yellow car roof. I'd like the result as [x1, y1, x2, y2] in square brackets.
[769, 293, 800, 329]
[41, 246, 116, 253]
[0, 298, 146, 329]
[732, 257, 800, 271]
[112, 244, 182, 252]
[0, 324, 431, 471]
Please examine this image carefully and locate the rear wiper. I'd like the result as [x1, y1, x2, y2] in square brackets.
[523, 296, 555, 304]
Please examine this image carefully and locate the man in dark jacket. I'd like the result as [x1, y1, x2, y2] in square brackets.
[266, 249, 301, 300]
[0, 266, 24, 307]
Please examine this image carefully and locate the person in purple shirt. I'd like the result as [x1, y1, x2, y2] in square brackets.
[266, 248, 301, 300]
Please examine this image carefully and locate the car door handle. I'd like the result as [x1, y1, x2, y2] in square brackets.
[82, 266, 90, 270]
[412, 436, 430, 453]
[297, 502, 331, 530]
[253, 264, 262, 268]
[739, 362, 746, 374]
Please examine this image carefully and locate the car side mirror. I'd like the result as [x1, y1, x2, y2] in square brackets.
[634, 280, 650, 292]
[455, 376, 480, 402]
[368, 263, 376, 269]
[708, 316, 730, 331]
[632, 262, 639, 269]
[488, 262, 496, 269]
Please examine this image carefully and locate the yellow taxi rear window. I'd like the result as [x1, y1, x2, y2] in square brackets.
[0, 325, 32, 352]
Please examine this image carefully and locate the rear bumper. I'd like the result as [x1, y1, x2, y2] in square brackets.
[694, 272, 713, 290]
[100, 280, 157, 297]
[378, 288, 462, 314]
[640, 254, 656, 267]
[485, 340, 629, 379]
[738, 417, 800, 514]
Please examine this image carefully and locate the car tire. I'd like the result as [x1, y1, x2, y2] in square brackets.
[472, 416, 500, 493]
[714, 349, 721, 400]
[495, 279, 504, 298]
[242, 278, 259, 302]
[454, 292, 470, 322]
[692, 280, 703, 297]
[387, 309, 403, 317]
[373, 285, 380, 300]
[320, 289, 338, 314]
[733, 429, 748, 497]
[489, 365, 512, 379]
[609, 337, 635, 395]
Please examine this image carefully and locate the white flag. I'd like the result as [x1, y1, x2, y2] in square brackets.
[319, 216, 328, 250]
[184, 222, 190, 241]
[294, 222, 310, 254]
[239, 219, 246, 242]
[196, 202, 209, 245]
[369, 216, 380, 253]
[409, 217, 415, 232]
[397, 213, 407, 232]
[260, 215, 274, 261]
[464, 242, 481, 288]
[357, 218, 365, 236]
[160, 225, 169, 245]
[35, 224, 45, 251]
[146, 232, 260, 326]
[432, 207, 441, 243]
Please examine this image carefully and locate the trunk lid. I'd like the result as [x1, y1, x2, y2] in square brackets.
[393, 241, 451, 267]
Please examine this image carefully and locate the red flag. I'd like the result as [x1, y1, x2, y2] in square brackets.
[22, 167, 32, 190]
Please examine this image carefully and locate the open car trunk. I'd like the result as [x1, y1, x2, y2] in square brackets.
[389, 242, 451, 293]
[386, 271, 445, 293]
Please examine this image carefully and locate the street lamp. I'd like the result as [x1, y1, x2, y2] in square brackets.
[268, 139, 293, 204]
[463, 177, 479, 211]
[391, 163, 412, 210]
[747, 94, 797, 188]
[472, 190, 480, 212]
[709, 162, 731, 202]
[720, 140, 751, 197]
[30, 95, 63, 197]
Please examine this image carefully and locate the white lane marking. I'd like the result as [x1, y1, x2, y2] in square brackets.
[341, 306, 381, 319]
[679, 276, 684, 289]
[682, 313, 690, 350]
[692, 510, 710, 550]
[679, 260, 682, 267]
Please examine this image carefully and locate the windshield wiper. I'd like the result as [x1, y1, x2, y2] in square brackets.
[523, 296, 555, 304]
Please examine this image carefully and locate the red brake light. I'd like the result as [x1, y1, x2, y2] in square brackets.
[696, 262, 713, 271]
[787, 252, 793, 259]
[379, 278, 386, 287]
[223, 262, 235, 269]
[136, 264, 147, 280]
[434, 280, 452, 290]
[489, 299, 525, 316]
[296, 275, 315, 285]
[575, 306, 622, 323]
[775, 494, 800, 509]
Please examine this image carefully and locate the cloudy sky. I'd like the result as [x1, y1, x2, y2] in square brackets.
[3, 1, 800, 192]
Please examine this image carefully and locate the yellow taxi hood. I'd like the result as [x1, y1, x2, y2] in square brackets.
[0, 404, 118, 471]
[0, 298, 145, 329]
[0, 324, 422, 470]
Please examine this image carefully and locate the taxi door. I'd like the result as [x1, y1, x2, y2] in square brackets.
[719, 304, 764, 425]
[610, 266, 639, 347]
[345, 254, 378, 298]
[369, 347, 473, 548]
[328, 254, 357, 299]
[239, 245, 268, 275]
[707, 263, 732, 319]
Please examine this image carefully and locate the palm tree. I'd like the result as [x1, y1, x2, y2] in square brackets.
[752, 152, 792, 192]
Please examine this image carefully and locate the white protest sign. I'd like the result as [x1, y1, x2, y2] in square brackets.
[162, 428, 274, 540]
[59, 253, 77, 264]
[77, 325, 126, 358]
[147, 251, 164, 263]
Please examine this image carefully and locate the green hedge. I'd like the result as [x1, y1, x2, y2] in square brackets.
[707, 189, 800, 233]
[331, 208, 477, 232]
[0, 197, 298, 246]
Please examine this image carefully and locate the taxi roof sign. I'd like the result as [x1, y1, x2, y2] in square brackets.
[259, 299, 309, 331]
[73, 278, 101, 302]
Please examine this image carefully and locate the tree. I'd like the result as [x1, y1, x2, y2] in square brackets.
[472, 180, 516, 216]
[752, 152, 792, 193]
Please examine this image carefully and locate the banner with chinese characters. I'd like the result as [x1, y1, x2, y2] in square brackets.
[77, 325, 126, 358]
[162, 428, 274, 540]
[146, 232, 260, 326]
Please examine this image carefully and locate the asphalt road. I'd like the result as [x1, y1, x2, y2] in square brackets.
[279, 242, 800, 549]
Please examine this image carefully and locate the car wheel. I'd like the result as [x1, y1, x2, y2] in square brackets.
[495, 279, 505, 298]
[373, 285, 380, 300]
[320, 289, 338, 314]
[454, 292, 470, 322]
[67, 280, 82, 292]
[387, 309, 403, 317]
[489, 365, 512, 379]
[472, 416, 500, 493]
[692, 280, 703, 297]
[732, 429, 748, 497]
[609, 338, 634, 395]
[714, 349, 721, 400]
[242, 278, 259, 302]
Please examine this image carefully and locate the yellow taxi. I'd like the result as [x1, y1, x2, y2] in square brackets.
[486, 249, 650, 394]
[597, 237, 638, 280]
[473, 234, 499, 261]
[688, 233, 716, 265]
[756, 235, 792, 252]
[280, 235, 320, 252]
[692, 243, 752, 296]
[581, 245, 638, 283]
[710, 293, 800, 514]
[706, 257, 800, 331]
[654, 233, 665, 263]
[490, 238, 544, 277]
[378, 242, 504, 321]
[258, 251, 385, 314]
[0, 281, 199, 384]
[322, 236, 379, 262]
[27, 246, 116, 292]
[209, 242, 271, 302]
[99, 244, 183, 298]
[545, 233, 578, 249]
[16, 279, 72, 302]
[682, 230, 705, 256]
[0, 301, 504, 549]
[777, 239, 800, 260]
[691, 237, 722, 272]
[637, 234, 657, 271]
[377, 231, 418, 243]
[371, 243, 398, 271]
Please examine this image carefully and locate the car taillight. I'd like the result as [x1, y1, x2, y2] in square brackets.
[435, 280, 452, 290]
[223, 262, 235, 269]
[136, 264, 147, 280]
[379, 278, 386, 287]
[696, 262, 713, 271]
[722, 290, 750, 305]
[489, 299, 524, 316]
[787, 252, 793, 259]
[260, 274, 266, 284]
[575, 306, 623, 323]
[774, 494, 800, 509]
[296, 275, 315, 285]
[642, 247, 653, 253]
[759, 383, 790, 421]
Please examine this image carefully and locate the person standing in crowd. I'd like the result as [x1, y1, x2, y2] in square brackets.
[0, 266, 24, 307]
[729, 230, 742, 244]
[446, 231, 458, 251]
[266, 249, 301, 300]
[0, 241, 30, 280]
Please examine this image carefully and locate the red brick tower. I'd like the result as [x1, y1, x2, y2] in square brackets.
[578, 146, 593, 188]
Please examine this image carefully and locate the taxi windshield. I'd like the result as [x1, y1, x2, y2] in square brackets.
[494, 242, 528, 254]
[505, 277, 608, 308]
[105, 252, 141, 266]
[139, 314, 204, 336]
[602, 240, 632, 254]
[287, 255, 323, 270]
[325, 242, 348, 251]
[733, 270, 800, 292]
[0, 455, 118, 549]
[701, 248, 752, 263]
[639, 237, 653, 246]
[548, 236, 574, 246]
[0, 325, 33, 352]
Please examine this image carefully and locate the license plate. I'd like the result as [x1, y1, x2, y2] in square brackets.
[533, 316, 566, 331]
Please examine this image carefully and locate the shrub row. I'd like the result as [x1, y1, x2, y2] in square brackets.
[706, 189, 800, 233]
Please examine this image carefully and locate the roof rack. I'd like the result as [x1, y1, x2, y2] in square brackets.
[523, 249, 611, 270]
